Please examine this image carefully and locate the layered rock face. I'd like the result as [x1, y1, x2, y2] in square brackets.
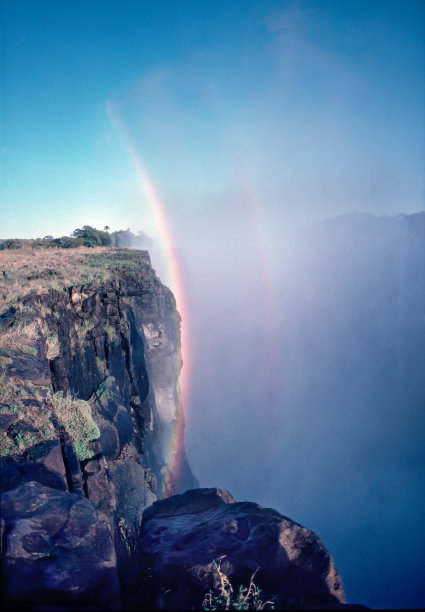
[137, 488, 346, 610]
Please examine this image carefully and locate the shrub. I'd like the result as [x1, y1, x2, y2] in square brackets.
[52, 391, 100, 460]
[202, 560, 275, 611]
[0, 239, 22, 250]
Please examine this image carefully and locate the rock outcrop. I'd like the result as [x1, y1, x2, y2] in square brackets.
[1, 481, 120, 610]
[137, 488, 346, 610]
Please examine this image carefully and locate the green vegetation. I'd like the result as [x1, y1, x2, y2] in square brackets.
[0, 376, 99, 461]
[95, 376, 116, 401]
[72, 225, 111, 247]
[0, 376, 54, 457]
[0, 239, 22, 250]
[202, 560, 275, 611]
[52, 391, 100, 460]
[96, 356, 107, 376]
[104, 324, 118, 344]
[76, 320, 94, 344]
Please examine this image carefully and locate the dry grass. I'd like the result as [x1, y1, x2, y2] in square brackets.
[0, 246, 154, 313]
[0, 320, 40, 356]
[0, 375, 53, 457]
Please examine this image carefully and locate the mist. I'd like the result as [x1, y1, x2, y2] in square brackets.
[163, 212, 425, 610]
[133, 22, 425, 601]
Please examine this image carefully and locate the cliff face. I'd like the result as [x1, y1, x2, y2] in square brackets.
[0, 248, 198, 589]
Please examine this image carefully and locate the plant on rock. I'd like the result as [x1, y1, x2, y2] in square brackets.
[51, 391, 100, 460]
[202, 558, 275, 610]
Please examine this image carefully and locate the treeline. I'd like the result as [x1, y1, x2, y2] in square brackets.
[0, 226, 152, 250]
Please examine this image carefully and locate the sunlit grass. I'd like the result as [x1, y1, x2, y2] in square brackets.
[0, 246, 156, 313]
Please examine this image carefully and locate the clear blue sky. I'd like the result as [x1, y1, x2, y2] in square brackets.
[1, 0, 424, 241]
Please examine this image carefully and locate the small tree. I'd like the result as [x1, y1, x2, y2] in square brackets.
[1, 239, 23, 250]
[72, 225, 112, 247]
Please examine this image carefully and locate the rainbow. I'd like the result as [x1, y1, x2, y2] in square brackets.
[106, 101, 190, 490]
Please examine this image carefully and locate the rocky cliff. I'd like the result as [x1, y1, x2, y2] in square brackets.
[0, 247, 354, 610]
[0, 248, 198, 607]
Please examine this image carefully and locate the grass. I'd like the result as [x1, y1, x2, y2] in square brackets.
[45, 331, 60, 359]
[77, 320, 95, 343]
[0, 376, 100, 461]
[0, 320, 40, 357]
[0, 246, 159, 313]
[0, 376, 54, 457]
[96, 356, 108, 376]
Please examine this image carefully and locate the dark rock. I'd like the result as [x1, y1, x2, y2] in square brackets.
[96, 419, 120, 459]
[1, 440, 67, 493]
[114, 406, 133, 448]
[0, 413, 17, 431]
[126, 307, 149, 402]
[2, 347, 51, 386]
[94, 376, 122, 421]
[83, 449, 117, 527]
[9, 420, 39, 435]
[139, 488, 345, 610]
[23, 439, 65, 479]
[1, 453, 67, 494]
[49, 355, 71, 393]
[142, 487, 235, 522]
[61, 431, 84, 495]
[1, 481, 120, 610]
[91, 377, 133, 459]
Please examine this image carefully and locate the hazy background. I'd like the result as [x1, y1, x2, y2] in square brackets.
[2, 1, 424, 608]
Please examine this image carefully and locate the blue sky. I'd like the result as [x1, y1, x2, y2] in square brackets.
[1, 0, 424, 240]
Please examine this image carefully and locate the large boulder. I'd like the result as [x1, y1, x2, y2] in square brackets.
[1, 481, 120, 610]
[139, 488, 345, 610]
